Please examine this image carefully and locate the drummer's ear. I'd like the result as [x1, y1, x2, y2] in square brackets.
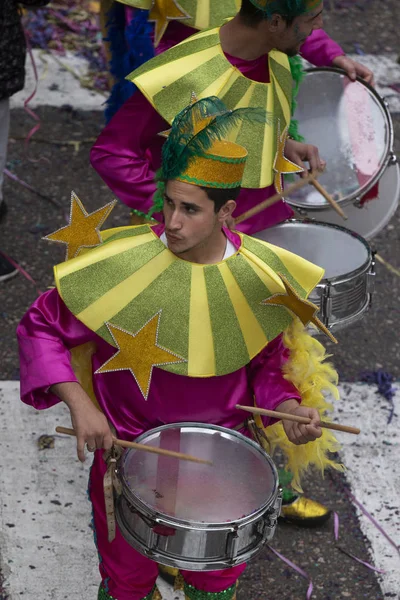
[268, 14, 287, 33]
[217, 200, 237, 224]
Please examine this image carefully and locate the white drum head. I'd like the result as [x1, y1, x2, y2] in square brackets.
[121, 424, 277, 524]
[254, 221, 370, 280]
[302, 162, 400, 240]
[289, 69, 392, 209]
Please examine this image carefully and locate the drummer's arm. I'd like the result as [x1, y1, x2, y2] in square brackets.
[300, 29, 374, 86]
[90, 91, 167, 218]
[51, 382, 113, 462]
[300, 29, 344, 68]
[275, 400, 322, 445]
[248, 336, 322, 445]
[17, 288, 113, 462]
[17, 288, 80, 410]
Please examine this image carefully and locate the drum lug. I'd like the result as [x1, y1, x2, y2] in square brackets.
[389, 152, 398, 165]
[319, 287, 332, 323]
[294, 207, 309, 217]
[366, 272, 376, 294]
[353, 197, 363, 209]
[259, 491, 282, 543]
[267, 490, 282, 524]
[226, 529, 240, 561]
[146, 529, 158, 551]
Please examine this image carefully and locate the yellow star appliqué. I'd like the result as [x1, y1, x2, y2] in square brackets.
[95, 312, 186, 399]
[45, 192, 116, 261]
[273, 122, 305, 194]
[262, 275, 337, 343]
[149, 0, 190, 47]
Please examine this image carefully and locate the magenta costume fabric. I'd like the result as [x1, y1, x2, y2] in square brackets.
[18, 286, 299, 435]
[17, 227, 300, 599]
[90, 25, 344, 235]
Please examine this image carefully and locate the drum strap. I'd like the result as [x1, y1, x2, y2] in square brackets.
[246, 418, 272, 454]
[234, 418, 271, 454]
[103, 425, 123, 543]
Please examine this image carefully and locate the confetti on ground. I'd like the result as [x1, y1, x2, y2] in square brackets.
[22, 1, 109, 92]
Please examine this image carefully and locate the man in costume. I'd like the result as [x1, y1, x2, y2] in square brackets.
[101, 0, 374, 121]
[91, 0, 374, 233]
[18, 97, 341, 600]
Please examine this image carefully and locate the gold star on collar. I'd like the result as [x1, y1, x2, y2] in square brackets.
[273, 122, 305, 195]
[45, 192, 116, 261]
[149, 0, 190, 47]
[262, 275, 338, 344]
[96, 312, 186, 399]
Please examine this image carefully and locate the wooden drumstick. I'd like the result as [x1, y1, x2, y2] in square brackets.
[234, 172, 318, 225]
[236, 405, 360, 435]
[310, 178, 348, 221]
[55, 426, 213, 465]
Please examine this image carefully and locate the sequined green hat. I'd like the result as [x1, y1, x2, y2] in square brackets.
[160, 94, 269, 189]
[248, 0, 322, 17]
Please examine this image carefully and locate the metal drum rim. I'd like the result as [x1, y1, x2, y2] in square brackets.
[119, 422, 279, 529]
[321, 296, 372, 332]
[115, 504, 267, 571]
[269, 219, 373, 284]
[288, 67, 394, 210]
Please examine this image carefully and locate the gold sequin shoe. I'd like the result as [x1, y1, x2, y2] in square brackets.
[280, 495, 331, 526]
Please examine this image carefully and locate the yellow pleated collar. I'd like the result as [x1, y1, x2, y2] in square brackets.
[54, 224, 328, 382]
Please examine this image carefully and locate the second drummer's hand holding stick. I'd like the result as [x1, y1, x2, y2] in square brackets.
[51, 382, 114, 462]
[270, 399, 322, 446]
[332, 55, 375, 87]
[285, 138, 326, 178]
[223, 139, 325, 231]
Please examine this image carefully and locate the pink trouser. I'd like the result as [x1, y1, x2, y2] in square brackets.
[89, 453, 246, 600]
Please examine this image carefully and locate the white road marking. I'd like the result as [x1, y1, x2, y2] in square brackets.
[9, 51, 400, 113]
[10, 50, 106, 110]
[332, 383, 400, 598]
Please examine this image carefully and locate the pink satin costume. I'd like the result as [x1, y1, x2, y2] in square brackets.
[17, 227, 301, 600]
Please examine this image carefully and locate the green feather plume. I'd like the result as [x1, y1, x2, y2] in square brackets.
[161, 96, 271, 182]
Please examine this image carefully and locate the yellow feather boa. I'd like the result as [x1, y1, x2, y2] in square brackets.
[255, 318, 344, 492]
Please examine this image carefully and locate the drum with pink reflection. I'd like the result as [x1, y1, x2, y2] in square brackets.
[115, 423, 281, 571]
[288, 68, 399, 239]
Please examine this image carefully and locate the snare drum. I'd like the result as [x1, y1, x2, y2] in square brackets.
[254, 221, 375, 332]
[115, 423, 281, 571]
[289, 68, 399, 239]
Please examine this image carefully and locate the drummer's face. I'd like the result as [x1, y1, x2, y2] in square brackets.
[163, 180, 236, 261]
[278, 5, 324, 56]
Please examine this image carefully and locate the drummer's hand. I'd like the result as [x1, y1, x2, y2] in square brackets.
[284, 139, 326, 177]
[51, 382, 114, 462]
[278, 400, 322, 445]
[332, 55, 375, 87]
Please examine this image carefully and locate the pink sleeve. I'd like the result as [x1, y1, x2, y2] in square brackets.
[90, 91, 168, 215]
[300, 29, 344, 67]
[247, 334, 301, 427]
[17, 289, 90, 410]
